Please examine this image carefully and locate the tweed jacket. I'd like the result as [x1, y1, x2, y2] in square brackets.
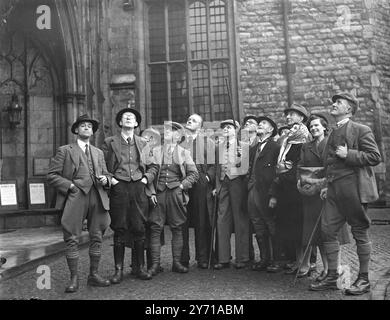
[47, 142, 111, 211]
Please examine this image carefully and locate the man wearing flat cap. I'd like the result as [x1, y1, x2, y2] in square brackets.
[241, 115, 261, 262]
[268, 104, 310, 273]
[310, 92, 381, 295]
[148, 121, 199, 274]
[214, 119, 251, 270]
[47, 114, 112, 293]
[247, 116, 280, 272]
[102, 107, 159, 282]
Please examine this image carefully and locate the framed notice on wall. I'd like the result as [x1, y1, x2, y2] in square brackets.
[27, 179, 48, 209]
[0, 181, 18, 210]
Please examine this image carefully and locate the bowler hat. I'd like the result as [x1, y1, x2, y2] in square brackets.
[243, 115, 259, 125]
[116, 108, 142, 128]
[71, 114, 99, 134]
[257, 116, 278, 137]
[220, 119, 240, 129]
[331, 92, 358, 115]
[284, 103, 309, 122]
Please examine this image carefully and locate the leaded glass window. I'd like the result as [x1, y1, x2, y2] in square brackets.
[146, 0, 236, 125]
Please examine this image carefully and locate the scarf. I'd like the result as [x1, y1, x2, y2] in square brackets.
[277, 123, 310, 172]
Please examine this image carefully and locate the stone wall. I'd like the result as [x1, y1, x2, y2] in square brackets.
[371, 0, 390, 201]
[237, 0, 389, 202]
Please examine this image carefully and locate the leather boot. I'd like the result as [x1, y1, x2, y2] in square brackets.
[309, 269, 339, 291]
[172, 228, 188, 273]
[65, 257, 79, 293]
[344, 274, 370, 296]
[147, 225, 162, 276]
[253, 236, 270, 271]
[110, 243, 124, 284]
[133, 240, 152, 280]
[130, 248, 137, 276]
[87, 255, 111, 287]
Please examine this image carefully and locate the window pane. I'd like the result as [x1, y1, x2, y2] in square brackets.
[212, 61, 230, 120]
[192, 63, 211, 121]
[171, 64, 188, 123]
[151, 65, 168, 124]
[149, 5, 166, 62]
[168, 2, 186, 61]
[189, 1, 208, 60]
[210, 0, 228, 58]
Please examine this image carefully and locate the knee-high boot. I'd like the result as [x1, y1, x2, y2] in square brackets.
[88, 255, 111, 287]
[110, 243, 125, 284]
[133, 240, 152, 280]
[148, 226, 162, 276]
[172, 227, 188, 273]
[65, 257, 79, 293]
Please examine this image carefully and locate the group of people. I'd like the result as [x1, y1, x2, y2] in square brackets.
[47, 91, 381, 296]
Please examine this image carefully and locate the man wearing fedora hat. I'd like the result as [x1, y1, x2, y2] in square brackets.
[310, 92, 381, 295]
[213, 119, 251, 270]
[148, 121, 199, 274]
[102, 107, 159, 282]
[47, 114, 112, 293]
[247, 116, 280, 272]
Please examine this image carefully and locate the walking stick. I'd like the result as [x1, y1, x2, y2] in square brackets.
[208, 190, 219, 269]
[293, 201, 326, 285]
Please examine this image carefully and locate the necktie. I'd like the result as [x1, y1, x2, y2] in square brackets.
[127, 137, 132, 144]
[85, 144, 95, 176]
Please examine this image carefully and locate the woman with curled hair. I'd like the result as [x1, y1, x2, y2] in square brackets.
[296, 114, 350, 280]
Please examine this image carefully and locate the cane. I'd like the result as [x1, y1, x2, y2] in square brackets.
[293, 201, 325, 285]
[208, 191, 219, 269]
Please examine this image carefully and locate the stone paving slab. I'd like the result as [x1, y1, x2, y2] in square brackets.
[0, 226, 112, 281]
[0, 208, 388, 299]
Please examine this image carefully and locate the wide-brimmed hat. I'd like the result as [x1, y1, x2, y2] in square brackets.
[243, 115, 258, 125]
[331, 92, 358, 115]
[284, 103, 309, 122]
[71, 114, 99, 134]
[257, 116, 278, 137]
[220, 119, 240, 129]
[116, 108, 142, 128]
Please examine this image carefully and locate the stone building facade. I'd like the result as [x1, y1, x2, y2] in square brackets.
[0, 0, 389, 220]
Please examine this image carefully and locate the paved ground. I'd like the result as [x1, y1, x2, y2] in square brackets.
[0, 209, 389, 300]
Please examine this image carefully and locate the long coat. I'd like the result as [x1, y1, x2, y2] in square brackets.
[270, 143, 303, 258]
[298, 138, 350, 246]
[180, 135, 216, 226]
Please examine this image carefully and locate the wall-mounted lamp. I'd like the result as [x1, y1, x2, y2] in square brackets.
[123, 0, 135, 11]
[4, 93, 23, 128]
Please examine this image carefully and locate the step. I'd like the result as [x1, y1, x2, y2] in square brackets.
[0, 226, 113, 281]
[0, 209, 61, 231]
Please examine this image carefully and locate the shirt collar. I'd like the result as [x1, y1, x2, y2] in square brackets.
[336, 118, 350, 128]
[121, 131, 134, 143]
[77, 139, 88, 150]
